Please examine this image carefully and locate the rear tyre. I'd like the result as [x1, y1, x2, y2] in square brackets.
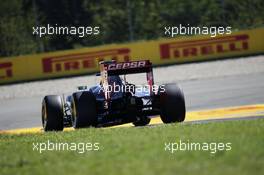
[71, 91, 97, 128]
[133, 116, 151, 127]
[42, 95, 64, 131]
[159, 83, 186, 123]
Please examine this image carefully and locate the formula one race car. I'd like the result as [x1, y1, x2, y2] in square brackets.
[41, 60, 186, 131]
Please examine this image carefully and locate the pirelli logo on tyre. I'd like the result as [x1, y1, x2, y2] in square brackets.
[160, 34, 249, 59]
[42, 48, 130, 73]
[0, 62, 13, 80]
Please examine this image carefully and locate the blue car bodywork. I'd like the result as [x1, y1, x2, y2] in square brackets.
[65, 75, 154, 127]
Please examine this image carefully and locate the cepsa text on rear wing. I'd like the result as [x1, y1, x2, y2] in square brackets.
[99, 60, 155, 97]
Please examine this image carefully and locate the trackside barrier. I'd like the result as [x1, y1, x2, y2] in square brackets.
[0, 28, 263, 85]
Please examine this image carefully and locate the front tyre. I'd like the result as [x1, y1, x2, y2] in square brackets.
[71, 91, 97, 128]
[42, 95, 64, 131]
[159, 83, 186, 123]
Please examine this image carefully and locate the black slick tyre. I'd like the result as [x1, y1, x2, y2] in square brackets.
[42, 95, 64, 131]
[159, 83, 186, 123]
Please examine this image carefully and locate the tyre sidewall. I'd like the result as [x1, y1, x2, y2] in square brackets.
[42, 95, 64, 131]
[159, 84, 186, 123]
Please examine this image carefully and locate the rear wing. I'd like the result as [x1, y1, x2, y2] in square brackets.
[100, 60, 152, 76]
[99, 60, 155, 99]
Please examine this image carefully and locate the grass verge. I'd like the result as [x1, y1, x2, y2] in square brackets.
[0, 119, 264, 175]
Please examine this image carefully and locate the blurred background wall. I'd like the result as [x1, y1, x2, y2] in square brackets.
[0, 0, 263, 58]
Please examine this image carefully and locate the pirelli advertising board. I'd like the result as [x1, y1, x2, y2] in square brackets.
[0, 28, 264, 85]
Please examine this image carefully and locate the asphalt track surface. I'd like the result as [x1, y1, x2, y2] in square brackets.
[0, 71, 264, 131]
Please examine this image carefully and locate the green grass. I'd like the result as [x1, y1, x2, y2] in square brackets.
[1, 119, 264, 175]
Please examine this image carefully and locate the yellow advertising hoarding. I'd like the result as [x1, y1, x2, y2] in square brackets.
[0, 28, 264, 85]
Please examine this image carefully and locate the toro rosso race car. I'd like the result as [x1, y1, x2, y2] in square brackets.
[41, 60, 186, 131]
